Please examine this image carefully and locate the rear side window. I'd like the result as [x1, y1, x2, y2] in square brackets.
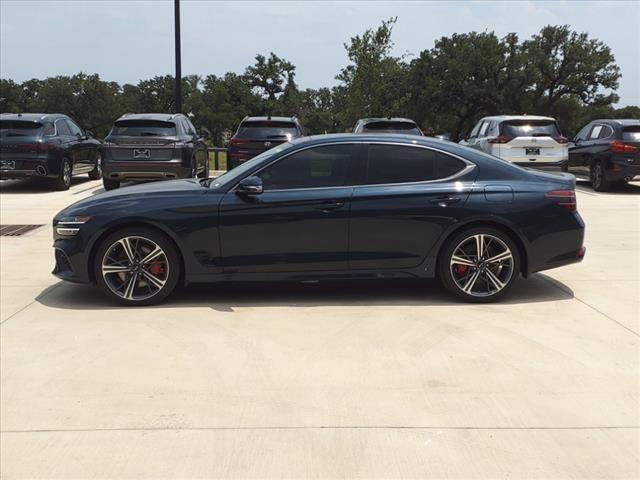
[0, 121, 43, 137]
[501, 120, 560, 137]
[259, 144, 353, 190]
[622, 126, 640, 141]
[111, 120, 177, 137]
[43, 123, 55, 135]
[237, 121, 298, 140]
[365, 145, 467, 185]
[55, 119, 72, 136]
[361, 121, 422, 136]
[598, 125, 613, 139]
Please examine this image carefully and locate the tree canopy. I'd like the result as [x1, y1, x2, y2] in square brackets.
[0, 22, 633, 143]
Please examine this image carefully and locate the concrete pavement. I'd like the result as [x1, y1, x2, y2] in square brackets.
[1, 177, 639, 479]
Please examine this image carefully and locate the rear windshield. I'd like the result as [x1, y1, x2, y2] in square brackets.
[362, 121, 422, 136]
[0, 120, 43, 137]
[236, 121, 298, 139]
[500, 120, 560, 137]
[111, 120, 177, 137]
[622, 126, 640, 142]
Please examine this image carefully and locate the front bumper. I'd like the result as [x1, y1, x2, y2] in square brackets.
[52, 230, 93, 284]
[102, 159, 191, 181]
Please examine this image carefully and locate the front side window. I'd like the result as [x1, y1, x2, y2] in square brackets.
[258, 144, 353, 190]
[478, 122, 490, 137]
[589, 125, 603, 139]
[574, 124, 592, 142]
[111, 120, 177, 137]
[66, 119, 83, 137]
[55, 119, 72, 136]
[365, 145, 467, 185]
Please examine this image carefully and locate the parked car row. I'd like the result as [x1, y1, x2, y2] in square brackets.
[1, 112, 638, 192]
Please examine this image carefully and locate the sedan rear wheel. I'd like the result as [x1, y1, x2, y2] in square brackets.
[438, 227, 520, 302]
[95, 228, 180, 305]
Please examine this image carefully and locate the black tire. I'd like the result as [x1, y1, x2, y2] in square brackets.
[103, 177, 120, 191]
[52, 158, 72, 191]
[591, 161, 611, 192]
[88, 152, 103, 180]
[94, 227, 181, 306]
[197, 155, 210, 178]
[437, 226, 521, 303]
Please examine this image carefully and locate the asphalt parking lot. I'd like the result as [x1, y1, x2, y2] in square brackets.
[0, 177, 638, 479]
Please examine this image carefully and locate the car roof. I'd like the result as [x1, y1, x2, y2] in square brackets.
[116, 113, 183, 122]
[293, 133, 448, 147]
[0, 113, 67, 122]
[358, 117, 418, 125]
[242, 116, 298, 123]
[481, 115, 556, 122]
[590, 119, 640, 126]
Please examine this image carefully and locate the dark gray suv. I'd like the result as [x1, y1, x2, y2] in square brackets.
[102, 113, 209, 190]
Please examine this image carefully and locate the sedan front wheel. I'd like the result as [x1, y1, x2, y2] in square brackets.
[94, 228, 180, 306]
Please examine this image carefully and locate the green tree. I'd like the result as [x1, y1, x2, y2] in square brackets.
[336, 17, 409, 126]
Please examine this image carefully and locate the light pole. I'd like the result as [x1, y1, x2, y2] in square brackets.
[174, 0, 182, 113]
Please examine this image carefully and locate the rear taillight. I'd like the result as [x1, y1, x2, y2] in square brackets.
[545, 189, 576, 212]
[228, 137, 248, 147]
[17, 143, 52, 153]
[552, 135, 569, 144]
[488, 136, 513, 144]
[610, 140, 638, 153]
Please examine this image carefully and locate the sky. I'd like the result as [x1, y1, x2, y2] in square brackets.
[1, 0, 639, 106]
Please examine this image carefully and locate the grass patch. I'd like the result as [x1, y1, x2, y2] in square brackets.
[209, 150, 228, 171]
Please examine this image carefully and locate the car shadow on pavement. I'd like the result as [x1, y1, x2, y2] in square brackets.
[35, 273, 573, 312]
[0, 177, 93, 193]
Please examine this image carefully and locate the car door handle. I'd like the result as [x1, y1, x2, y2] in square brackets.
[429, 196, 461, 207]
[312, 201, 345, 212]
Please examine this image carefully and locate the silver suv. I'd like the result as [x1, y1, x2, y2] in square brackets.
[460, 115, 568, 170]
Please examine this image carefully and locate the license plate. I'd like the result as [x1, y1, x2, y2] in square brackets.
[0, 160, 15, 170]
[133, 149, 151, 159]
[525, 148, 540, 155]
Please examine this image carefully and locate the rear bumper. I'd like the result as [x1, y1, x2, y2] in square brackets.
[0, 157, 59, 179]
[102, 160, 191, 181]
[607, 163, 640, 182]
[512, 159, 568, 171]
[527, 212, 585, 275]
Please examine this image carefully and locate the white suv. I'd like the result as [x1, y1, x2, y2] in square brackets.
[460, 115, 569, 170]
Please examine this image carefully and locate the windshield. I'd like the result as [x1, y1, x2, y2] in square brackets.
[0, 120, 43, 137]
[622, 126, 640, 142]
[362, 121, 422, 136]
[236, 121, 298, 139]
[501, 120, 560, 137]
[208, 143, 293, 189]
[111, 120, 177, 137]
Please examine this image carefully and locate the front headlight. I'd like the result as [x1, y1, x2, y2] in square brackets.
[55, 216, 91, 236]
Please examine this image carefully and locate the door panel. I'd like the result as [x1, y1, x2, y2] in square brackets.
[219, 187, 353, 272]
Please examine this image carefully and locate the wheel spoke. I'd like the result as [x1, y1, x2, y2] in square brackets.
[462, 270, 481, 293]
[139, 245, 164, 266]
[119, 238, 136, 264]
[451, 255, 475, 267]
[485, 250, 512, 265]
[474, 234, 485, 258]
[485, 269, 505, 291]
[141, 270, 166, 290]
[102, 265, 133, 274]
[123, 272, 138, 300]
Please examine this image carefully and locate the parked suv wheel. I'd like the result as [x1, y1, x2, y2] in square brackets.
[591, 161, 611, 192]
[438, 227, 520, 302]
[94, 227, 180, 306]
[88, 152, 103, 180]
[52, 158, 72, 191]
[103, 177, 120, 191]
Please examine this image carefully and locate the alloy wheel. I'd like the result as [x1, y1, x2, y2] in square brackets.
[449, 233, 514, 297]
[592, 163, 602, 189]
[96, 153, 102, 175]
[101, 236, 169, 302]
[63, 161, 71, 187]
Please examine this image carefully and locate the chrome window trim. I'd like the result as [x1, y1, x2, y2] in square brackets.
[231, 141, 476, 193]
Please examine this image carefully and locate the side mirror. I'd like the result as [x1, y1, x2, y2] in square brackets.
[236, 176, 263, 195]
[86, 130, 95, 138]
[573, 137, 580, 144]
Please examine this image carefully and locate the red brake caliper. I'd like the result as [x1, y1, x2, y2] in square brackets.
[455, 264, 468, 277]
[149, 262, 164, 277]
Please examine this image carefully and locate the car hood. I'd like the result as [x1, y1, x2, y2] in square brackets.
[55, 179, 208, 218]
